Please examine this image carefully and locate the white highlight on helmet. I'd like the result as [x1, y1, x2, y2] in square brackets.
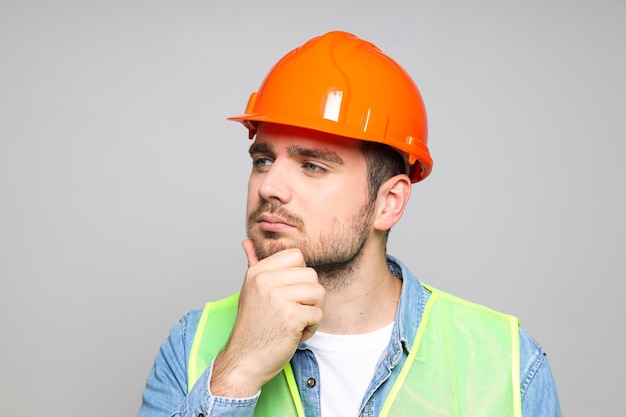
[323, 90, 343, 122]
[361, 108, 371, 132]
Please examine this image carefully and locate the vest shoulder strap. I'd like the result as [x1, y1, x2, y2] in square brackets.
[188, 293, 239, 388]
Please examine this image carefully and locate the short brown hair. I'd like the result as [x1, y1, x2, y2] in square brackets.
[360, 141, 407, 202]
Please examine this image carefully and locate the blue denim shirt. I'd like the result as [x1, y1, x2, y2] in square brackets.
[138, 256, 562, 417]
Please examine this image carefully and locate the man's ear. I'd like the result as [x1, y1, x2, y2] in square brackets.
[372, 174, 412, 232]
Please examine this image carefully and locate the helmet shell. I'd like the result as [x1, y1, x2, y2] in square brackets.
[228, 31, 432, 182]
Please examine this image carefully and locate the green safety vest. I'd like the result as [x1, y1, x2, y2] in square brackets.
[188, 286, 522, 417]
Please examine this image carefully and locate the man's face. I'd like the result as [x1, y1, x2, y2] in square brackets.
[246, 123, 374, 276]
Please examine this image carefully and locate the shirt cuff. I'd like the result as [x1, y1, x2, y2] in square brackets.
[184, 359, 260, 417]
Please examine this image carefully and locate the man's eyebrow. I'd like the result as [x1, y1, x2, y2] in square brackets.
[287, 144, 345, 164]
[248, 142, 274, 156]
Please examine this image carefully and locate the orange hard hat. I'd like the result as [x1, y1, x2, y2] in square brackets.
[228, 31, 432, 182]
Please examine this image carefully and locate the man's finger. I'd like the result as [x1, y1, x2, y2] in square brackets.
[242, 239, 260, 267]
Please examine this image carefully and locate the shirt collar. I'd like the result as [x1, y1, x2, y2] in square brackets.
[385, 255, 430, 355]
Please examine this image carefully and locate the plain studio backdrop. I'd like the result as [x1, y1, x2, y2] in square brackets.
[1, 1, 624, 416]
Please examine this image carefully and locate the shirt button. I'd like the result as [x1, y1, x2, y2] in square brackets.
[198, 414, 204, 417]
[306, 377, 316, 388]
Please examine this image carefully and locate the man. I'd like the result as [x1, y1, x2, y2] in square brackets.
[138, 31, 561, 417]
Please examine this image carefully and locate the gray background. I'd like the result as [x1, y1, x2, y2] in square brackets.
[1, 1, 624, 416]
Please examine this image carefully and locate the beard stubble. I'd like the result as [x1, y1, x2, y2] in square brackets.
[246, 200, 375, 290]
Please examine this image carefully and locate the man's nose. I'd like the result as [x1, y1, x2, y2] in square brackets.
[257, 159, 292, 204]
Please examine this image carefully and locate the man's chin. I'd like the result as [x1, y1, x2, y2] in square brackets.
[250, 235, 298, 260]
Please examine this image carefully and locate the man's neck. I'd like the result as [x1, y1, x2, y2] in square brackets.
[316, 250, 402, 335]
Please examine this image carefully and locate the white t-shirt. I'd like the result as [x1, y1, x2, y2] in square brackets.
[305, 322, 394, 417]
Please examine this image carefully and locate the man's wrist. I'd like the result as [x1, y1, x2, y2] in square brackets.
[210, 352, 263, 398]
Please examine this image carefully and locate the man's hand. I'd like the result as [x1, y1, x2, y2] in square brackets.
[210, 240, 325, 397]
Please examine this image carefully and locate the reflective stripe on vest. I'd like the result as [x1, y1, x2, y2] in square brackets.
[188, 286, 522, 417]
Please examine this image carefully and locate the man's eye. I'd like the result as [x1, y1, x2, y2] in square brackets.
[303, 162, 326, 173]
[253, 157, 273, 168]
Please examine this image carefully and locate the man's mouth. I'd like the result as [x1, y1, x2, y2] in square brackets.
[256, 213, 296, 233]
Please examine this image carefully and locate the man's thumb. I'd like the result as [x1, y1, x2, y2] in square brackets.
[242, 239, 260, 267]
